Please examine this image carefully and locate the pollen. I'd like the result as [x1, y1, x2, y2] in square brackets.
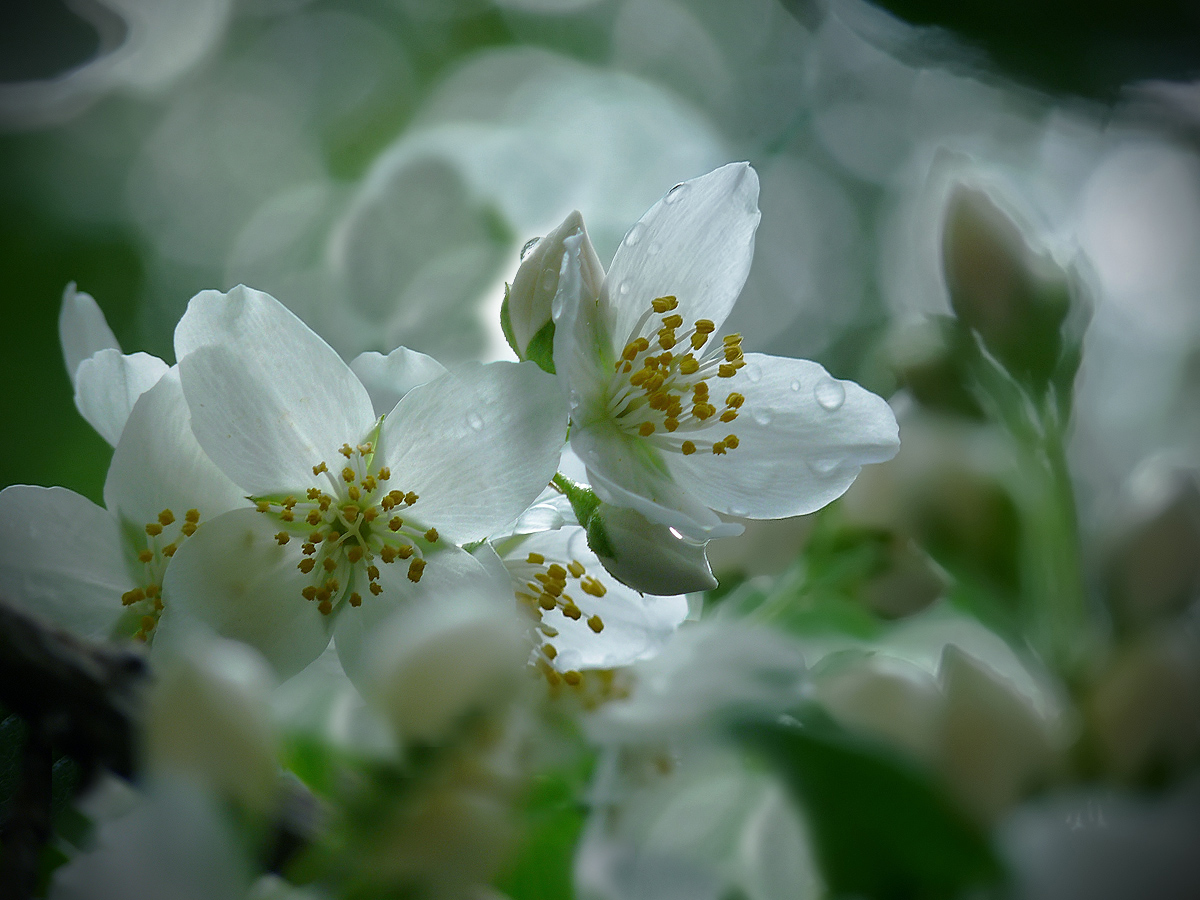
[424, 528, 439, 543]
[185, 509, 200, 523]
[157, 509, 175, 526]
[275, 532, 290, 545]
[527, 552, 545, 565]
[652, 295, 678, 313]
[682, 441, 696, 455]
[408, 558, 426, 582]
[377, 467, 391, 481]
[638, 421, 655, 436]
[145, 522, 163, 537]
[349, 592, 362, 608]
[341, 467, 355, 483]
[567, 560, 585, 578]
[580, 576, 606, 597]
[588, 615, 604, 633]
[313, 462, 328, 475]
[138, 549, 154, 563]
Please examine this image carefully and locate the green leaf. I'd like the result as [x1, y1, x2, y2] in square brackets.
[500, 283, 520, 359]
[525, 319, 557, 375]
[734, 712, 1004, 900]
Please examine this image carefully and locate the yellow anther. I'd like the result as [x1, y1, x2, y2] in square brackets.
[161, 543, 177, 558]
[144, 583, 160, 598]
[724, 346, 743, 362]
[543, 580, 563, 598]
[357, 443, 372, 455]
[629, 368, 651, 387]
[256, 501, 270, 513]
[387, 490, 404, 505]
[720, 410, 738, 423]
[397, 545, 414, 559]
[323, 557, 337, 572]
[138, 549, 154, 563]
[307, 487, 321, 500]
[318, 496, 332, 511]
[693, 403, 716, 420]
[362, 508, 378, 523]
[342, 505, 359, 522]
[389, 516, 403, 531]
[718, 364, 737, 378]
[726, 392, 745, 408]
[622, 341, 642, 361]
[644, 372, 665, 393]
[581, 576, 607, 597]
[157, 509, 175, 526]
[145, 522, 163, 537]
[723, 333, 742, 345]
[567, 560, 586, 578]
[539, 593, 557, 611]
[324, 578, 339, 593]
[316, 587, 330, 603]
[724, 434, 740, 449]
[306, 510, 321, 525]
[377, 467, 391, 481]
[348, 485, 360, 501]
[543, 665, 562, 687]
[682, 441, 696, 455]
[280, 509, 294, 522]
[588, 615, 604, 634]
[658, 329, 677, 350]
[564, 670, 582, 686]
[693, 382, 709, 397]
[340, 444, 353, 458]
[540, 624, 559, 638]
[139, 615, 157, 634]
[185, 509, 200, 523]
[370, 582, 383, 595]
[543, 644, 558, 660]
[712, 441, 727, 455]
[121, 588, 145, 606]
[691, 332, 709, 351]
[302, 586, 317, 601]
[404, 491, 419, 505]
[313, 461, 328, 475]
[679, 355, 699, 374]
[180, 522, 197, 537]
[367, 565, 380, 580]
[527, 552, 545, 565]
[349, 592, 362, 608]
[324, 531, 338, 543]
[380, 546, 396, 564]
[341, 467, 355, 483]
[424, 528, 439, 543]
[302, 543, 316, 556]
[547, 563, 567, 580]
[282, 496, 297, 509]
[347, 546, 363, 563]
[318, 599, 333, 616]
[362, 475, 376, 493]
[407, 558, 426, 582]
[662, 314, 683, 329]
[695, 319, 715, 333]
[638, 421, 655, 437]
[562, 603, 582, 620]
[299, 558, 316, 574]
[652, 295, 678, 313]
[664, 417, 679, 432]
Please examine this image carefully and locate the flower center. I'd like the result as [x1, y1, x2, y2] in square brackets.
[252, 425, 441, 616]
[608, 294, 744, 456]
[509, 549, 608, 686]
[120, 507, 202, 641]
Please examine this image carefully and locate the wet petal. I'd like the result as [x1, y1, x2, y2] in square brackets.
[0, 485, 130, 641]
[377, 361, 566, 544]
[159, 508, 334, 680]
[175, 286, 375, 496]
[349, 346, 447, 419]
[552, 226, 610, 414]
[59, 282, 119, 383]
[593, 503, 717, 595]
[604, 162, 760, 349]
[666, 353, 899, 519]
[74, 349, 170, 447]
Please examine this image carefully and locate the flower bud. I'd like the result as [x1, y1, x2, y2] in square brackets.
[591, 501, 718, 595]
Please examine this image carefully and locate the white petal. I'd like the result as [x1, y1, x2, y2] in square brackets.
[74, 350, 170, 447]
[377, 361, 566, 544]
[332, 545, 499, 690]
[666, 353, 900, 519]
[552, 227, 611, 415]
[59, 282, 119, 383]
[509, 210, 589, 354]
[349, 346, 447, 418]
[571, 421, 738, 540]
[0, 485, 130, 641]
[175, 286, 375, 496]
[103, 368, 246, 529]
[593, 503, 718, 595]
[158, 508, 334, 680]
[604, 163, 760, 349]
[510, 527, 689, 672]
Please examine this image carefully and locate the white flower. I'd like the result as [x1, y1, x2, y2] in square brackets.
[488, 525, 690, 683]
[0, 367, 246, 642]
[162, 285, 567, 679]
[552, 162, 900, 542]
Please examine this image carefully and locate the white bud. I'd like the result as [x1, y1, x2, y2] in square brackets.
[593, 502, 718, 595]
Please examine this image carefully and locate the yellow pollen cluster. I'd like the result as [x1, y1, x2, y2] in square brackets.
[254, 435, 442, 615]
[514, 549, 608, 686]
[610, 295, 744, 456]
[123, 507, 202, 641]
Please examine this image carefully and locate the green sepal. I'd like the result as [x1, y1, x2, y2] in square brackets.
[551, 473, 613, 558]
[500, 282, 520, 359]
[525, 319, 557, 375]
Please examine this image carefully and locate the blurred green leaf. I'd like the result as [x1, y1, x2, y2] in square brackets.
[735, 711, 1004, 900]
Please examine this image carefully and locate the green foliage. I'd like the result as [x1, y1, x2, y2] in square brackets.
[524, 320, 557, 376]
[734, 711, 1004, 900]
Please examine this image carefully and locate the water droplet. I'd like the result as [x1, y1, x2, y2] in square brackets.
[814, 378, 845, 411]
[647, 241, 662, 256]
[664, 183, 686, 203]
[520, 236, 541, 260]
[744, 363, 762, 383]
[466, 412, 484, 432]
[789, 380, 801, 392]
[541, 270, 556, 291]
[618, 281, 631, 296]
[753, 408, 772, 426]
[809, 457, 838, 475]
[730, 505, 748, 517]
[624, 223, 643, 246]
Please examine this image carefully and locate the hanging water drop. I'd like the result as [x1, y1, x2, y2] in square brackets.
[814, 378, 845, 411]
[618, 281, 631, 296]
[466, 412, 484, 432]
[541, 270, 557, 291]
[790, 380, 801, 392]
[753, 407, 772, 426]
[664, 183, 686, 203]
[809, 457, 838, 475]
[520, 237, 541, 260]
[624, 223, 643, 246]
[744, 362, 762, 383]
[730, 505, 748, 517]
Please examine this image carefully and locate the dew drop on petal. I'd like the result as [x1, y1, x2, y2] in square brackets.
[814, 377, 846, 411]
[618, 281, 631, 296]
[541, 270, 557, 291]
[647, 241, 662, 256]
[466, 411, 484, 431]
[730, 505, 748, 517]
[521, 236, 541, 260]
[752, 407, 772, 426]
[809, 457, 839, 475]
[624, 223, 643, 246]
[744, 362, 762, 383]
[665, 183, 686, 203]
[790, 380, 801, 392]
